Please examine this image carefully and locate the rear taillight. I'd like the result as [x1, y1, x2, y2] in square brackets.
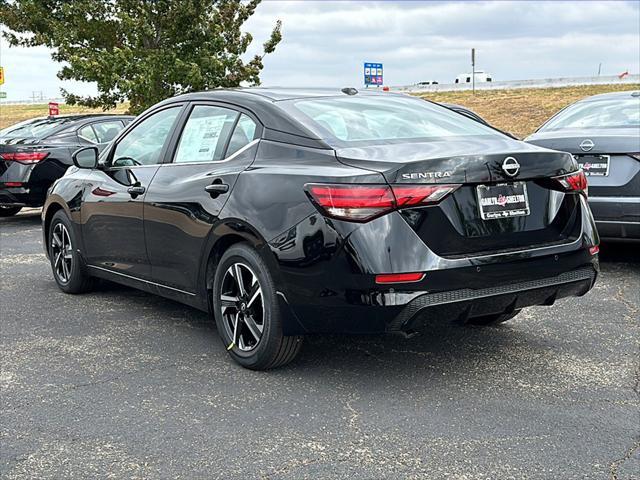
[305, 183, 460, 222]
[0, 151, 50, 164]
[552, 170, 588, 195]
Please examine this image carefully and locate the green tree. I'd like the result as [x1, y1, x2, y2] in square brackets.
[0, 0, 282, 114]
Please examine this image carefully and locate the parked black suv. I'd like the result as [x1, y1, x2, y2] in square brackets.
[42, 88, 599, 369]
[0, 114, 133, 216]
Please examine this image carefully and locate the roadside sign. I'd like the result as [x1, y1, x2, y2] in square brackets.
[0, 92, 6, 99]
[0, 67, 4, 85]
[364, 62, 383, 87]
[48, 102, 60, 116]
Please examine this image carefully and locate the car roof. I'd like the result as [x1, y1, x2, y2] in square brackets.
[157, 88, 408, 149]
[18, 113, 134, 124]
[171, 87, 396, 103]
[578, 90, 640, 103]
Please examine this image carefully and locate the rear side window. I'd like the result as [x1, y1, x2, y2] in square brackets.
[540, 97, 640, 131]
[280, 95, 497, 146]
[0, 117, 77, 140]
[92, 121, 125, 143]
[226, 114, 257, 157]
[78, 124, 98, 143]
[174, 106, 239, 163]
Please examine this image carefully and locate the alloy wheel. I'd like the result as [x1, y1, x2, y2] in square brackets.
[51, 223, 73, 283]
[220, 262, 265, 351]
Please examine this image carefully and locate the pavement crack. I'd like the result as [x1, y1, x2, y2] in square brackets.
[344, 395, 361, 432]
[613, 280, 639, 322]
[390, 348, 432, 358]
[609, 438, 640, 480]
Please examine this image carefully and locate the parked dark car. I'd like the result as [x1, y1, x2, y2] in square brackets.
[42, 88, 599, 370]
[0, 114, 133, 216]
[526, 90, 640, 240]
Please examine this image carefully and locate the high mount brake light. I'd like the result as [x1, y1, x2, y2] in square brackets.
[305, 183, 460, 221]
[552, 170, 588, 195]
[0, 151, 50, 164]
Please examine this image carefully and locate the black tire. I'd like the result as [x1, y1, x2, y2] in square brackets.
[467, 309, 521, 326]
[48, 210, 94, 293]
[212, 243, 303, 370]
[0, 206, 22, 217]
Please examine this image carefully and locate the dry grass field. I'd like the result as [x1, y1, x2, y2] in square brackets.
[1, 83, 638, 138]
[418, 83, 640, 138]
[0, 103, 129, 130]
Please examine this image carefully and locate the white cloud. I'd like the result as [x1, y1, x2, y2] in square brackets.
[1, 1, 638, 101]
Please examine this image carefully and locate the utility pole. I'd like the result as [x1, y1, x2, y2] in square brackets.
[471, 48, 476, 94]
[597, 63, 602, 76]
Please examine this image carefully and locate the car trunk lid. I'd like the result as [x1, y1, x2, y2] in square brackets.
[335, 138, 582, 257]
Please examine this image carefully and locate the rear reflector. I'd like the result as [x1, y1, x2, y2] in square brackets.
[589, 245, 599, 256]
[552, 170, 588, 195]
[305, 183, 460, 221]
[375, 272, 425, 284]
[0, 151, 50, 164]
[4, 182, 23, 187]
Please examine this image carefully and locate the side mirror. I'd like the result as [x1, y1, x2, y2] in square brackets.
[72, 146, 99, 169]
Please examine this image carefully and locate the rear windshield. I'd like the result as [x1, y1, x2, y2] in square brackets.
[0, 117, 77, 140]
[278, 95, 499, 146]
[540, 96, 640, 131]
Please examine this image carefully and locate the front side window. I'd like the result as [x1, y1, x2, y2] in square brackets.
[279, 95, 498, 147]
[540, 97, 640, 131]
[112, 107, 181, 166]
[174, 106, 239, 163]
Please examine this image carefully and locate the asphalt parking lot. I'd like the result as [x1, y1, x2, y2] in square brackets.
[1, 209, 638, 479]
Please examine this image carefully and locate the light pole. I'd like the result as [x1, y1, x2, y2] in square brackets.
[471, 48, 476, 94]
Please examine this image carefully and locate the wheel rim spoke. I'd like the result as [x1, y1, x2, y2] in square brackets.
[52, 232, 62, 248]
[247, 285, 262, 308]
[244, 314, 263, 342]
[54, 252, 63, 272]
[232, 312, 240, 346]
[233, 264, 247, 296]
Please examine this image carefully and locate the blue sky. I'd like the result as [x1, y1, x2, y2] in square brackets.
[1, 0, 639, 101]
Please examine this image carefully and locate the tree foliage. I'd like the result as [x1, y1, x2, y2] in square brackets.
[0, 0, 282, 113]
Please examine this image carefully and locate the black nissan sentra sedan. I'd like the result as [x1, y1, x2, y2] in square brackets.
[42, 88, 599, 370]
[526, 90, 640, 241]
[0, 114, 133, 216]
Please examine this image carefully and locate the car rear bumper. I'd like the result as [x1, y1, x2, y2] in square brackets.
[0, 187, 44, 207]
[389, 265, 596, 332]
[281, 250, 598, 335]
[589, 196, 640, 240]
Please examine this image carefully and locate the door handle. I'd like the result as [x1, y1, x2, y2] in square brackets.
[205, 183, 229, 196]
[127, 185, 146, 198]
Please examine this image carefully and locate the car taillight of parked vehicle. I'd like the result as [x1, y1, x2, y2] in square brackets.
[305, 183, 460, 222]
[0, 151, 50, 164]
[550, 170, 588, 196]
